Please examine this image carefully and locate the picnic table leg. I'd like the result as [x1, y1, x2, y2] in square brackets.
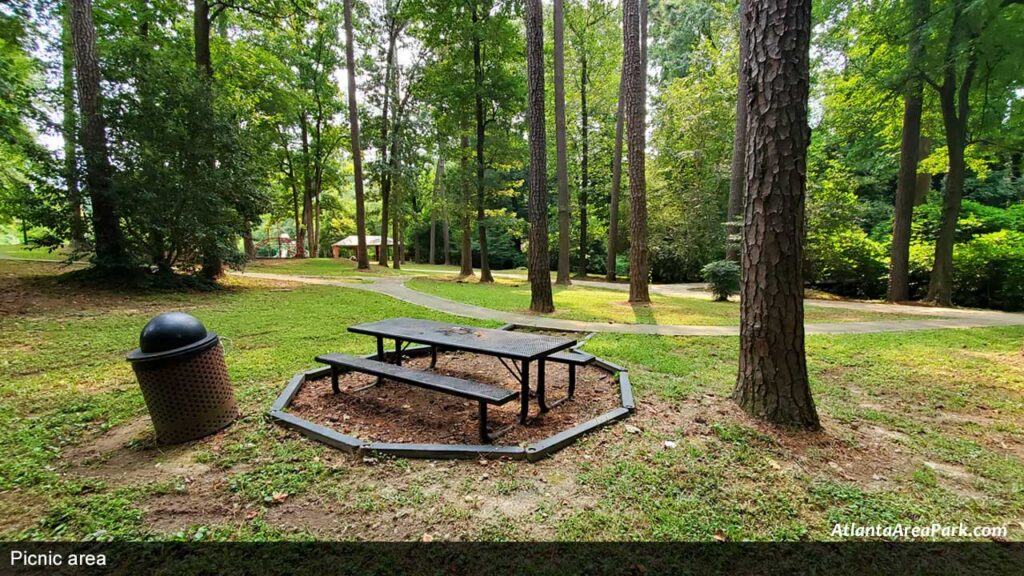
[394, 338, 402, 366]
[430, 346, 437, 368]
[537, 359, 549, 412]
[331, 366, 339, 394]
[478, 402, 489, 443]
[376, 337, 385, 361]
[519, 359, 530, 424]
[568, 364, 576, 398]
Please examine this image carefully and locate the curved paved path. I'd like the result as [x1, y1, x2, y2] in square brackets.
[235, 271, 1024, 336]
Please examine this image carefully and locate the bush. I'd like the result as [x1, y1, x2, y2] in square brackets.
[701, 260, 740, 301]
[952, 231, 1024, 311]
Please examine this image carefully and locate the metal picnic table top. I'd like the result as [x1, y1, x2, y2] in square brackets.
[348, 318, 576, 361]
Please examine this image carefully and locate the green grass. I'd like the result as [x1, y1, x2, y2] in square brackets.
[0, 244, 70, 261]
[405, 277, 933, 325]
[1, 259, 1021, 542]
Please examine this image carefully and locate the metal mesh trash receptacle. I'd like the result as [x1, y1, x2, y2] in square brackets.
[127, 312, 238, 444]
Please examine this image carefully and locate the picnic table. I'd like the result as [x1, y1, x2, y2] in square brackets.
[347, 318, 578, 424]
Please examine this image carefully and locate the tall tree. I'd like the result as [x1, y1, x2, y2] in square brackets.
[525, 0, 554, 313]
[472, 1, 494, 282]
[429, 155, 445, 264]
[624, 0, 649, 302]
[725, 0, 748, 262]
[459, 132, 474, 277]
[887, 0, 929, 302]
[376, 0, 404, 267]
[733, 0, 820, 430]
[69, 0, 127, 269]
[553, 0, 571, 285]
[343, 0, 370, 269]
[606, 70, 625, 281]
[61, 1, 86, 250]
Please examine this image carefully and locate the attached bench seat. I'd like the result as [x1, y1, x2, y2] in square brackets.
[315, 353, 518, 443]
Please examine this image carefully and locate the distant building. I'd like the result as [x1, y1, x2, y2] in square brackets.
[331, 235, 394, 261]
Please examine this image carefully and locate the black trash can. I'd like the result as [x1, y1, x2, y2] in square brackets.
[126, 312, 238, 444]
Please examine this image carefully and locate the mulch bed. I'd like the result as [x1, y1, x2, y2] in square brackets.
[289, 350, 621, 445]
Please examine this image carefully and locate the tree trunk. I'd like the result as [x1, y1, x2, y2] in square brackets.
[725, 0, 749, 262]
[300, 112, 315, 258]
[61, 3, 86, 251]
[69, 0, 126, 268]
[553, 0, 571, 286]
[606, 71, 625, 281]
[926, 4, 976, 307]
[732, 0, 820, 430]
[887, 0, 929, 302]
[194, 0, 223, 278]
[393, 186, 402, 269]
[378, 27, 398, 268]
[471, 4, 494, 283]
[243, 227, 256, 260]
[343, 0, 370, 269]
[430, 157, 445, 264]
[624, 0, 649, 303]
[459, 134, 474, 277]
[525, 0, 554, 313]
[442, 217, 451, 266]
[576, 53, 589, 278]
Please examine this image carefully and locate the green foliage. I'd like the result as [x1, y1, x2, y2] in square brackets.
[700, 259, 739, 301]
[950, 231, 1024, 311]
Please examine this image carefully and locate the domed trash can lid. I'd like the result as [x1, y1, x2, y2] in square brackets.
[127, 312, 219, 363]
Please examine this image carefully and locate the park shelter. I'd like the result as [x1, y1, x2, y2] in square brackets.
[331, 235, 394, 261]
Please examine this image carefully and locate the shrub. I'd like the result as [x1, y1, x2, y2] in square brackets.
[701, 260, 741, 301]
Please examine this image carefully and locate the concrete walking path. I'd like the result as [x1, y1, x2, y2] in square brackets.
[235, 271, 1024, 336]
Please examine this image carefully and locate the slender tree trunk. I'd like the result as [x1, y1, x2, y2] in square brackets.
[243, 227, 256, 260]
[343, 0, 369, 269]
[525, 0, 554, 313]
[62, 3, 86, 251]
[625, 0, 649, 302]
[576, 53, 590, 278]
[393, 186, 402, 269]
[732, 0, 820, 430]
[194, 0, 223, 278]
[725, 0, 749, 262]
[430, 157, 445, 264]
[300, 113, 315, 258]
[443, 217, 451, 266]
[69, 0, 126, 268]
[459, 134, 474, 277]
[888, 0, 929, 302]
[553, 0, 571, 285]
[378, 29, 397, 267]
[472, 5, 493, 282]
[606, 71, 625, 281]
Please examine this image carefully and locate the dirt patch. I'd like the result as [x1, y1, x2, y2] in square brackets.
[143, 491, 242, 534]
[288, 351, 621, 445]
[0, 489, 48, 537]
[64, 416, 219, 484]
[923, 461, 988, 500]
[264, 495, 347, 536]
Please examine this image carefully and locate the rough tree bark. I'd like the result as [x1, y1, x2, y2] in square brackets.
[725, 0, 749, 262]
[624, 0, 649, 303]
[576, 52, 589, 278]
[606, 71, 625, 281]
[926, 2, 977, 306]
[459, 134, 474, 277]
[69, 0, 126, 268]
[61, 2, 86, 251]
[472, 3, 493, 283]
[378, 17, 399, 267]
[887, 0, 929, 302]
[525, 0, 554, 313]
[554, 0, 571, 286]
[343, 0, 370, 269]
[732, 0, 820, 430]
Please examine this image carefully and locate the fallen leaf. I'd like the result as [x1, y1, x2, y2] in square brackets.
[663, 440, 678, 449]
[271, 492, 288, 504]
[714, 529, 727, 542]
[624, 424, 641, 434]
[422, 533, 434, 543]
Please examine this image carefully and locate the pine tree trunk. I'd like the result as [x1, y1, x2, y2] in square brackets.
[430, 158, 443, 264]
[442, 217, 451, 266]
[472, 4, 494, 282]
[725, 0, 748, 262]
[378, 26, 397, 268]
[577, 53, 589, 278]
[343, 0, 369, 269]
[606, 71, 625, 281]
[553, 0, 571, 286]
[733, 0, 820, 430]
[69, 0, 126, 269]
[300, 113, 315, 258]
[62, 3, 86, 251]
[887, 0, 929, 302]
[525, 0, 554, 313]
[459, 134, 474, 277]
[624, 0, 649, 303]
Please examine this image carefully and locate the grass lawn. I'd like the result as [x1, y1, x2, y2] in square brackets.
[405, 277, 934, 325]
[1, 259, 1020, 541]
[0, 244, 71, 261]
